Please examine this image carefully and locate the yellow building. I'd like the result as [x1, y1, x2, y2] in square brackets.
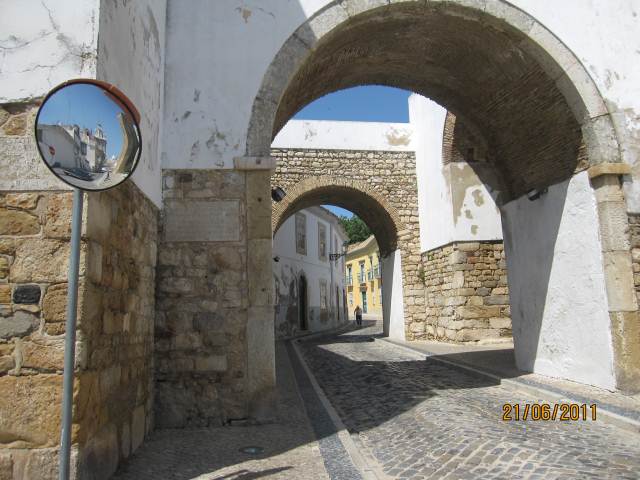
[344, 235, 383, 317]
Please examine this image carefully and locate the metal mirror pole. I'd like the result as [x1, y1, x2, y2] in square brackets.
[59, 188, 84, 480]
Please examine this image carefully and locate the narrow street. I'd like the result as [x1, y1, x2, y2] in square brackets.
[297, 321, 640, 479]
[115, 320, 640, 479]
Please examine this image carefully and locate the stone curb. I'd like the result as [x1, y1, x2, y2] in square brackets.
[380, 337, 640, 435]
[289, 339, 389, 480]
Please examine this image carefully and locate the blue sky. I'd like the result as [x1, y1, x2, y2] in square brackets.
[39, 83, 125, 158]
[294, 85, 411, 123]
[296, 85, 412, 218]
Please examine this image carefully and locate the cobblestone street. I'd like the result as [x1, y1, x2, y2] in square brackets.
[298, 322, 640, 479]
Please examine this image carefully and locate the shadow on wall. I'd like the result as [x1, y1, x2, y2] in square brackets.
[500, 173, 615, 388]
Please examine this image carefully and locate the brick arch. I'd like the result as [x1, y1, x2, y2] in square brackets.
[441, 112, 491, 165]
[272, 175, 405, 256]
[246, 0, 621, 201]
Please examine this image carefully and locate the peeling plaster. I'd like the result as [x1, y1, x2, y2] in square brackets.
[190, 140, 200, 161]
[0, 0, 98, 102]
[451, 164, 482, 225]
[385, 127, 411, 146]
[304, 127, 317, 140]
[236, 7, 252, 23]
[472, 189, 485, 207]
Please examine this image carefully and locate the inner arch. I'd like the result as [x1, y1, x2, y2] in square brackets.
[271, 3, 587, 200]
[273, 182, 401, 256]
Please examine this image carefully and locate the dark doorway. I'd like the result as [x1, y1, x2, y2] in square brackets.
[299, 275, 308, 330]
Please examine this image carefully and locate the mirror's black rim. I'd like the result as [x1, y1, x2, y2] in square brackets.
[34, 78, 143, 193]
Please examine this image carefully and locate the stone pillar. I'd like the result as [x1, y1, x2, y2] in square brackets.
[589, 163, 640, 393]
[235, 157, 277, 422]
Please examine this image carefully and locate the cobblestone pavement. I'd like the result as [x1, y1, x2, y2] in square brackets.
[298, 323, 640, 480]
[113, 343, 329, 480]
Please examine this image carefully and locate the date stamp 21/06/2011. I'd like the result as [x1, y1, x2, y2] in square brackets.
[502, 403, 597, 422]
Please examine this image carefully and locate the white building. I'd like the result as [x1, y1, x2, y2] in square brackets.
[273, 206, 349, 338]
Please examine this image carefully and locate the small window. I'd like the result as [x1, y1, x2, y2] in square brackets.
[318, 222, 327, 261]
[295, 213, 307, 255]
[320, 280, 327, 310]
[80, 142, 87, 155]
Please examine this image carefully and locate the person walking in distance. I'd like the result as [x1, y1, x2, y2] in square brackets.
[354, 305, 363, 327]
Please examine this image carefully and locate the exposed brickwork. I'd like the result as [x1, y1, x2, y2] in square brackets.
[155, 170, 249, 428]
[412, 241, 511, 342]
[271, 148, 423, 336]
[270, 4, 587, 201]
[442, 112, 491, 165]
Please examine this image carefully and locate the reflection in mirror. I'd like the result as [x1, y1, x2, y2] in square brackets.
[35, 82, 141, 191]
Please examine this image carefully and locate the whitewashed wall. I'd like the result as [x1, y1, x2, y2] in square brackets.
[501, 171, 615, 389]
[161, 0, 640, 215]
[273, 119, 415, 151]
[0, 0, 166, 207]
[272, 206, 347, 335]
[408, 95, 503, 252]
[96, 0, 167, 206]
[0, 0, 99, 102]
[381, 249, 405, 341]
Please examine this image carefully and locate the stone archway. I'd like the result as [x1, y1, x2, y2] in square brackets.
[270, 151, 419, 339]
[272, 175, 406, 256]
[247, 0, 638, 391]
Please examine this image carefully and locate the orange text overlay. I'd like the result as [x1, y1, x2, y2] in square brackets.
[502, 403, 597, 421]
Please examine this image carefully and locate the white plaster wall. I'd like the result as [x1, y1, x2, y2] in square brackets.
[449, 163, 504, 242]
[408, 95, 452, 252]
[161, 0, 640, 212]
[509, 0, 640, 212]
[501, 171, 615, 389]
[408, 94, 503, 252]
[381, 249, 405, 341]
[273, 207, 347, 331]
[97, 0, 167, 207]
[161, 0, 313, 169]
[272, 119, 415, 151]
[0, 0, 99, 103]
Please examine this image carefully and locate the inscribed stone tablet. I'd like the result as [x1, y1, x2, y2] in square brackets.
[164, 200, 240, 242]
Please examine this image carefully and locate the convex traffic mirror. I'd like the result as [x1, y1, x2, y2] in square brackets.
[35, 80, 141, 191]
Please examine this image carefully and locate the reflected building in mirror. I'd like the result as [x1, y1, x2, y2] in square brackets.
[112, 111, 140, 175]
[37, 123, 108, 176]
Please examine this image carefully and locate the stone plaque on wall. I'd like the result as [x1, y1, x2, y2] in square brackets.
[164, 200, 241, 242]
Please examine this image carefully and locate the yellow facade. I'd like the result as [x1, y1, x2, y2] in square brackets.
[344, 235, 383, 317]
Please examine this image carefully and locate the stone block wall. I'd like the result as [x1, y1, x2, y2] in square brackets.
[0, 99, 159, 478]
[0, 182, 158, 479]
[155, 170, 249, 428]
[410, 241, 512, 342]
[270, 148, 423, 331]
[76, 182, 158, 478]
[0, 190, 71, 478]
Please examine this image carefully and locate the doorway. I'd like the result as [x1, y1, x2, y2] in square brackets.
[299, 275, 308, 331]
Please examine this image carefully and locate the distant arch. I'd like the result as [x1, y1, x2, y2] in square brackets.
[272, 175, 405, 256]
